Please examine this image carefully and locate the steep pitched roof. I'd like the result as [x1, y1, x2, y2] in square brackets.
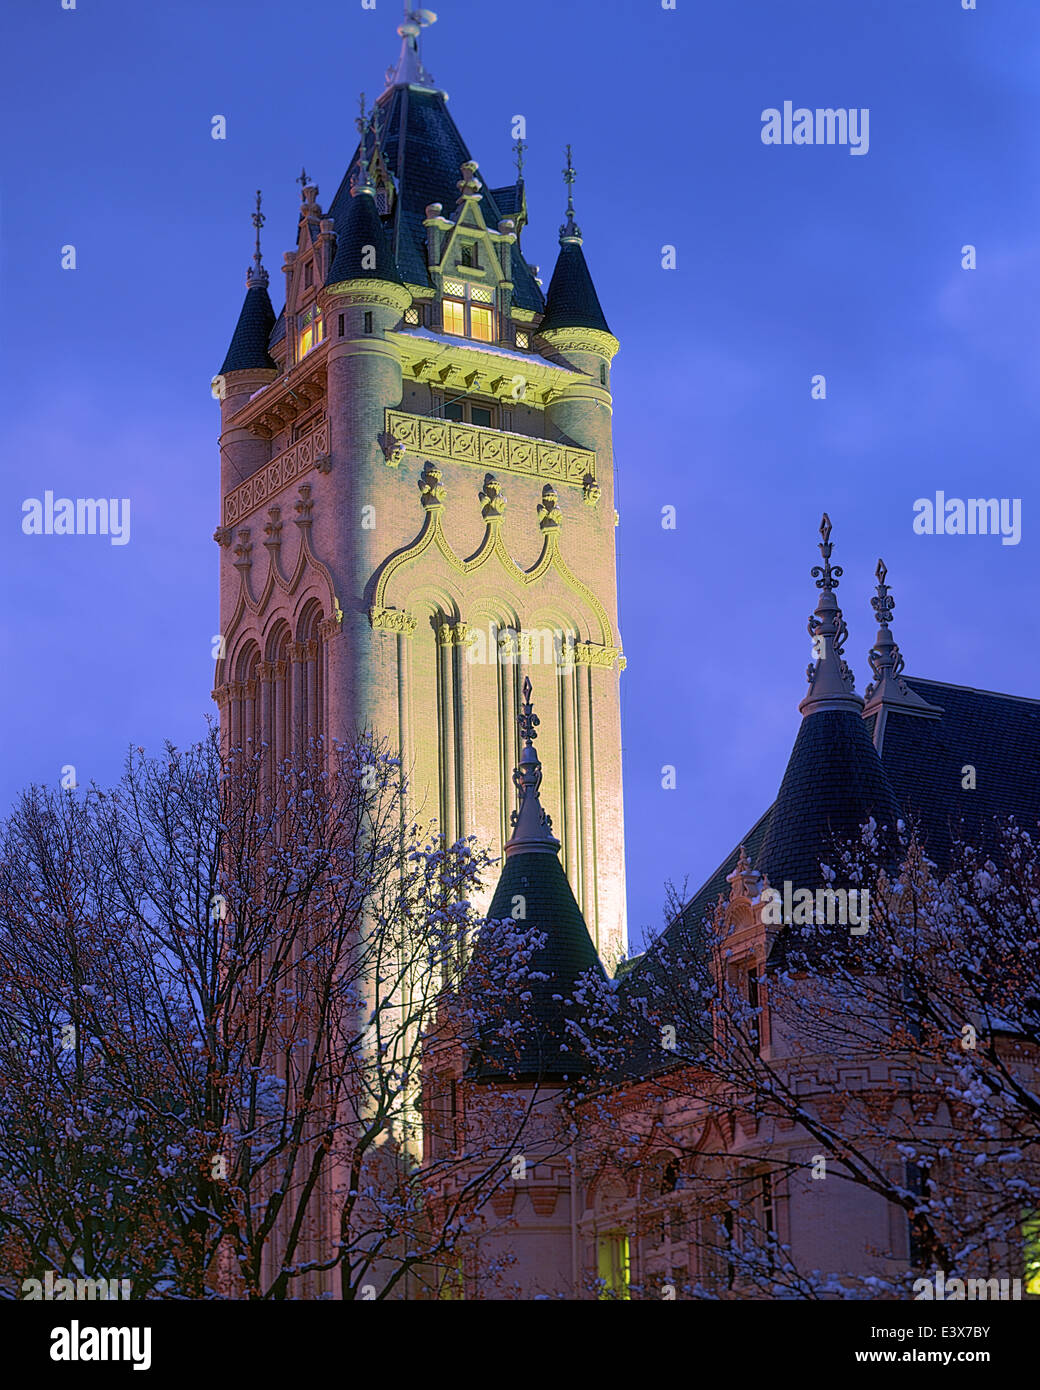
[875, 677, 1040, 865]
[466, 679, 604, 1083]
[325, 86, 544, 312]
[326, 187, 403, 286]
[470, 850, 605, 1083]
[539, 240, 611, 336]
[220, 283, 278, 375]
[756, 709, 902, 893]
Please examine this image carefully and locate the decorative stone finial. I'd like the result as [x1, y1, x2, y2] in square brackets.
[479, 473, 506, 520]
[537, 484, 561, 532]
[419, 462, 445, 511]
[505, 678, 561, 858]
[863, 557, 943, 722]
[456, 160, 482, 204]
[799, 513, 862, 717]
[560, 145, 582, 244]
[246, 190, 269, 288]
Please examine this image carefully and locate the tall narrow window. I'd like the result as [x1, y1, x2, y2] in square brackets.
[304, 260, 313, 288]
[297, 303, 324, 359]
[364, 311, 373, 334]
[1022, 1210, 1040, 1295]
[746, 965, 761, 1051]
[442, 298, 465, 336]
[906, 1162, 931, 1267]
[596, 1234, 630, 1300]
[338, 313, 345, 338]
[760, 1173, 775, 1272]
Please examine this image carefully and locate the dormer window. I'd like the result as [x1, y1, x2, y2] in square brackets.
[442, 279, 496, 343]
[459, 243, 478, 268]
[297, 302, 324, 360]
[304, 260, 314, 288]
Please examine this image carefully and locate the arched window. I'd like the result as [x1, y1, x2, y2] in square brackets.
[295, 600, 325, 753]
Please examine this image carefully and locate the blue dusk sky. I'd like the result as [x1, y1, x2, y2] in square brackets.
[2, 0, 1037, 952]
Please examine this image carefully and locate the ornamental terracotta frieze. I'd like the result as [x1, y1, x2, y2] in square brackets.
[383, 409, 594, 489]
[222, 420, 330, 528]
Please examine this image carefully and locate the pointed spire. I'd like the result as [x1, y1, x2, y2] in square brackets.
[505, 678, 562, 858]
[351, 94, 376, 198]
[862, 558, 943, 722]
[246, 189, 268, 288]
[799, 513, 863, 717]
[560, 144, 582, 244]
[220, 192, 277, 375]
[384, 7, 438, 92]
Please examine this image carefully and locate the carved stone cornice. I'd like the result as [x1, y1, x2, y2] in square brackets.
[228, 364, 327, 440]
[324, 277, 413, 314]
[370, 606, 418, 636]
[223, 419, 329, 528]
[538, 325, 620, 361]
[574, 641, 626, 672]
[436, 619, 470, 647]
[385, 409, 595, 489]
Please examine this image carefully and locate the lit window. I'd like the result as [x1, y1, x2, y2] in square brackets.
[515, 330, 530, 350]
[1023, 1210, 1040, 1295]
[441, 280, 497, 341]
[443, 299, 465, 336]
[297, 303, 324, 359]
[470, 305, 494, 342]
[596, 1234, 630, 1301]
[404, 305, 421, 326]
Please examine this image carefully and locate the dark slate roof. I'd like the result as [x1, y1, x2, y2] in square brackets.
[326, 188, 403, 286]
[220, 283, 278, 374]
[468, 849, 605, 1083]
[490, 182, 522, 219]
[269, 307, 286, 348]
[539, 240, 611, 336]
[326, 86, 544, 313]
[615, 808, 773, 1077]
[877, 677, 1040, 866]
[616, 676, 1040, 1074]
[756, 709, 902, 894]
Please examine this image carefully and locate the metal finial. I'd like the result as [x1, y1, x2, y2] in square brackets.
[811, 511, 842, 592]
[246, 189, 268, 287]
[352, 94, 376, 196]
[252, 189, 264, 262]
[297, 167, 311, 196]
[518, 675, 539, 746]
[871, 558, 895, 629]
[560, 144, 582, 242]
[514, 135, 527, 181]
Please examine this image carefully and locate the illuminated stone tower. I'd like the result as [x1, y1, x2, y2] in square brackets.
[211, 13, 627, 961]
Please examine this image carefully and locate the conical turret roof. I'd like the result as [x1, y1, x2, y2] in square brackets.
[467, 679, 604, 1083]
